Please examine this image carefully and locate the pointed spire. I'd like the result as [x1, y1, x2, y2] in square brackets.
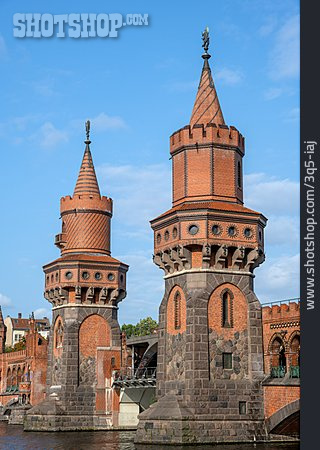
[73, 120, 101, 197]
[190, 28, 225, 128]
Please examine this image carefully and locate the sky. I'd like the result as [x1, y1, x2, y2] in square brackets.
[0, 0, 299, 325]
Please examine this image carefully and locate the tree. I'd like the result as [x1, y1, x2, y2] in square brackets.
[121, 317, 158, 338]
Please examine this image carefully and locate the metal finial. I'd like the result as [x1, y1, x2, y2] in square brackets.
[85, 120, 91, 142]
[202, 27, 211, 59]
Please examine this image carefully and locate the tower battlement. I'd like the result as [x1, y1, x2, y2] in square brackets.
[262, 302, 300, 321]
[170, 123, 245, 154]
[60, 194, 112, 215]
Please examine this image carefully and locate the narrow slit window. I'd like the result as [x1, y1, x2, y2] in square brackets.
[222, 291, 231, 327]
[174, 292, 181, 330]
[237, 161, 242, 188]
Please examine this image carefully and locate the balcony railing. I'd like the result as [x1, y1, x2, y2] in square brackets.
[112, 367, 157, 388]
[271, 366, 286, 378]
[289, 365, 300, 378]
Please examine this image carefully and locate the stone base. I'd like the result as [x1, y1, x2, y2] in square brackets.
[24, 397, 115, 431]
[8, 406, 31, 425]
[135, 394, 268, 445]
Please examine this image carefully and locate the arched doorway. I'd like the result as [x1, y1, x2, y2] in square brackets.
[270, 336, 286, 377]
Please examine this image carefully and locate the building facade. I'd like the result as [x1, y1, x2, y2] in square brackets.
[0, 309, 48, 411]
[4, 314, 50, 348]
[135, 34, 270, 444]
[24, 122, 129, 431]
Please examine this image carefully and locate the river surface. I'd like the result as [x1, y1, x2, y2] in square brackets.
[0, 423, 299, 450]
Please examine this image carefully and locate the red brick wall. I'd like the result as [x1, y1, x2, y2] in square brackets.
[79, 314, 111, 357]
[208, 283, 247, 338]
[264, 385, 300, 418]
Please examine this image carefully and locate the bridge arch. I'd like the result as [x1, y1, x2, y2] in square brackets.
[266, 399, 300, 436]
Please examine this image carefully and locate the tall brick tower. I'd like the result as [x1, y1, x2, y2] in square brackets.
[136, 30, 268, 444]
[25, 121, 128, 431]
[0, 307, 6, 353]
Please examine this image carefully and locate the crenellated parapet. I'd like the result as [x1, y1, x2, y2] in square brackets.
[170, 123, 244, 155]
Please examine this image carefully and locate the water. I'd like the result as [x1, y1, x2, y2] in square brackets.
[0, 423, 299, 450]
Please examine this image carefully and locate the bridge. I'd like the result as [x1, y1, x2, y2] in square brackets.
[118, 298, 300, 437]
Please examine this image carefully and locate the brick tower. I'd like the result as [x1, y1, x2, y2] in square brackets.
[25, 121, 128, 431]
[0, 307, 6, 353]
[135, 30, 268, 444]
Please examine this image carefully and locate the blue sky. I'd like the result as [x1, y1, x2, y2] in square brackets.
[0, 0, 299, 324]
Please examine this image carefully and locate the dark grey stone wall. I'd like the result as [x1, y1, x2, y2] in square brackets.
[135, 270, 267, 444]
[25, 305, 121, 431]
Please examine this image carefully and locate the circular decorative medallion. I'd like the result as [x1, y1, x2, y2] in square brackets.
[244, 227, 253, 238]
[188, 224, 199, 236]
[82, 271, 89, 280]
[212, 224, 222, 236]
[156, 233, 161, 244]
[65, 271, 73, 280]
[228, 226, 238, 237]
[164, 230, 170, 241]
[95, 272, 102, 280]
[108, 273, 115, 281]
[172, 227, 178, 239]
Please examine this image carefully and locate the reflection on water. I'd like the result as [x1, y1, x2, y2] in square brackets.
[0, 422, 299, 450]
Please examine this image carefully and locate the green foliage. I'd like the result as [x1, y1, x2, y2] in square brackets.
[5, 336, 26, 353]
[121, 317, 158, 338]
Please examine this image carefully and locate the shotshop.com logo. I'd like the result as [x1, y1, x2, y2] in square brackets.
[13, 13, 149, 38]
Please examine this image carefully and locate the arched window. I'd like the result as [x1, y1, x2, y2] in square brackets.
[55, 318, 64, 348]
[7, 368, 11, 389]
[221, 290, 233, 328]
[17, 367, 22, 385]
[174, 292, 181, 330]
[270, 336, 286, 377]
[237, 161, 242, 188]
[290, 335, 300, 367]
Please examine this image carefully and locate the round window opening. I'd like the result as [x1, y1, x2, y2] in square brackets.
[228, 226, 236, 237]
[244, 228, 252, 238]
[156, 233, 161, 244]
[108, 273, 115, 281]
[82, 271, 89, 280]
[189, 225, 199, 236]
[95, 272, 102, 280]
[164, 230, 170, 241]
[55, 273, 59, 280]
[172, 227, 178, 239]
[65, 271, 73, 280]
[212, 224, 221, 236]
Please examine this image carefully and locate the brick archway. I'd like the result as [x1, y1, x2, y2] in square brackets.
[266, 399, 300, 435]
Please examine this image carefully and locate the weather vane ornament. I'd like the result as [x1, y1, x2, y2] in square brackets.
[202, 26, 210, 54]
[85, 119, 91, 141]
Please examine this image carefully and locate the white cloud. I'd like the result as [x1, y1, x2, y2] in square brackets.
[263, 87, 283, 101]
[265, 216, 299, 247]
[269, 15, 299, 80]
[215, 68, 244, 86]
[35, 122, 69, 149]
[255, 253, 300, 302]
[117, 251, 164, 325]
[0, 293, 12, 308]
[91, 112, 126, 131]
[97, 163, 171, 235]
[244, 173, 299, 217]
[32, 78, 56, 97]
[259, 16, 278, 37]
[284, 107, 299, 123]
[34, 308, 51, 319]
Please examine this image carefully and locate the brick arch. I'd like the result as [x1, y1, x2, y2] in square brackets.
[78, 314, 111, 385]
[208, 282, 247, 336]
[166, 285, 186, 335]
[288, 330, 300, 348]
[266, 399, 300, 434]
[268, 333, 288, 352]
